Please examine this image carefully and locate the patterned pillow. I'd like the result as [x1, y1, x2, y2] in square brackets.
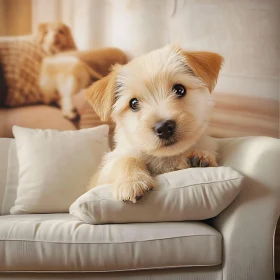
[0, 36, 47, 107]
[0, 22, 77, 108]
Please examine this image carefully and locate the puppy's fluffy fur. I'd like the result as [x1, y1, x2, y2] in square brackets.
[86, 45, 224, 202]
[39, 48, 127, 119]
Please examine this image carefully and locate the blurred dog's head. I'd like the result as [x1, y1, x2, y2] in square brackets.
[86, 45, 223, 157]
[35, 22, 77, 55]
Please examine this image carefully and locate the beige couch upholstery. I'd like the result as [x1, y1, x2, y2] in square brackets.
[0, 136, 279, 279]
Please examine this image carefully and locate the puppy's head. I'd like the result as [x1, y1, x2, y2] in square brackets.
[86, 45, 223, 157]
[35, 22, 77, 55]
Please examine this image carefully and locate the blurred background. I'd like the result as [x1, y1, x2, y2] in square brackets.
[0, 0, 279, 139]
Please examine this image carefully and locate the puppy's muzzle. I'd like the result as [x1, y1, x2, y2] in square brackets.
[153, 120, 176, 140]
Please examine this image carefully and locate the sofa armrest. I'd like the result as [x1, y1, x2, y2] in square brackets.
[212, 136, 280, 280]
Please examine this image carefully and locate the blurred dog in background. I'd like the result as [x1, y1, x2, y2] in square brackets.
[39, 48, 127, 119]
[35, 22, 77, 55]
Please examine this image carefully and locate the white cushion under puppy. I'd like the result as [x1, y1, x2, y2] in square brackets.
[11, 125, 110, 214]
[70, 167, 244, 224]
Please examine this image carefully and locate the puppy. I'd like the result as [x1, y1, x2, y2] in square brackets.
[35, 22, 77, 55]
[39, 48, 127, 119]
[85, 45, 224, 203]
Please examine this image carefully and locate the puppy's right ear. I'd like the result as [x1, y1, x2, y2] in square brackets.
[85, 70, 118, 121]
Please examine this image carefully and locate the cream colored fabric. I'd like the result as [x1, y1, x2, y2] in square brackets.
[0, 139, 10, 213]
[70, 167, 244, 224]
[10, 125, 110, 214]
[0, 267, 221, 280]
[0, 136, 279, 279]
[213, 136, 280, 280]
[0, 139, 19, 215]
[0, 213, 221, 271]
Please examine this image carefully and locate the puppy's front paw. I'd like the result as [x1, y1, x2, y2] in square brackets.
[181, 149, 218, 168]
[114, 178, 154, 203]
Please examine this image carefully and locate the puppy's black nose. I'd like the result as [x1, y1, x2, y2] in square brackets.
[153, 120, 176, 140]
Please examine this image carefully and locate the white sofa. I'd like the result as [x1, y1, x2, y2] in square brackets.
[0, 136, 279, 279]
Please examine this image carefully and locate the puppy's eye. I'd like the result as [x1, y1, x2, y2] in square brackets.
[129, 98, 139, 111]
[58, 29, 65, 35]
[173, 84, 186, 98]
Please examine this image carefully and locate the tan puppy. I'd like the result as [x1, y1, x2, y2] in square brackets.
[86, 45, 223, 203]
[39, 48, 127, 119]
[35, 22, 77, 55]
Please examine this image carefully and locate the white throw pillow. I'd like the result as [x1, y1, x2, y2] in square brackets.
[70, 167, 244, 224]
[10, 125, 110, 214]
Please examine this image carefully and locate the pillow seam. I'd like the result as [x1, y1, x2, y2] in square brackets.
[73, 176, 243, 205]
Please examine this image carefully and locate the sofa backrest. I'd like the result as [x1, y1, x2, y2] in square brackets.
[0, 138, 19, 215]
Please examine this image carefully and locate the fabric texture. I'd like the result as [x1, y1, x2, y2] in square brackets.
[0, 139, 18, 215]
[10, 125, 110, 214]
[0, 139, 11, 214]
[70, 167, 244, 224]
[0, 213, 221, 271]
[0, 269, 221, 280]
[213, 136, 280, 280]
[0, 35, 47, 107]
[0, 136, 279, 279]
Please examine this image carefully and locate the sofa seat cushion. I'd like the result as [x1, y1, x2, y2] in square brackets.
[0, 214, 222, 272]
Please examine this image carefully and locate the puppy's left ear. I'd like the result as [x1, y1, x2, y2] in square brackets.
[85, 69, 118, 121]
[183, 51, 224, 92]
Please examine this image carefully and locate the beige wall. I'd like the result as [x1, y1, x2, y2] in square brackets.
[0, 0, 31, 36]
